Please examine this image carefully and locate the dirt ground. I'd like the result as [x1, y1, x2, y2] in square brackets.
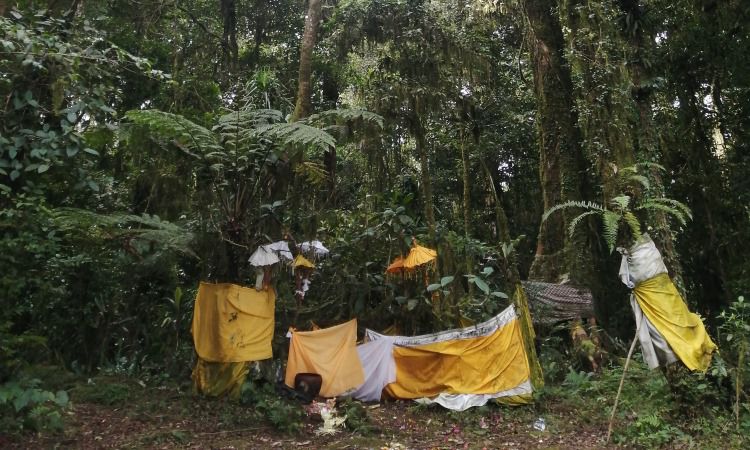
[7, 379, 617, 450]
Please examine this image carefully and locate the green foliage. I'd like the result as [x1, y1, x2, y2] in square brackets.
[70, 381, 132, 406]
[615, 412, 690, 448]
[125, 110, 222, 158]
[718, 296, 750, 427]
[542, 164, 691, 252]
[337, 398, 374, 434]
[51, 208, 197, 259]
[0, 322, 47, 382]
[0, 9, 160, 191]
[240, 382, 304, 434]
[0, 378, 69, 434]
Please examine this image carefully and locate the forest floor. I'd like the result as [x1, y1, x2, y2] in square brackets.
[4, 363, 747, 449]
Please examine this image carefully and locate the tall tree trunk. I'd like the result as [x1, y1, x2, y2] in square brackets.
[460, 132, 474, 296]
[413, 111, 436, 240]
[616, 0, 688, 296]
[292, 0, 322, 122]
[523, 0, 584, 283]
[220, 0, 238, 70]
[482, 159, 544, 389]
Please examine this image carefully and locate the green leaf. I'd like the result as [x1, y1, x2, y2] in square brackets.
[174, 287, 183, 311]
[601, 211, 620, 253]
[491, 291, 509, 299]
[54, 390, 69, 407]
[406, 299, 419, 311]
[427, 283, 442, 292]
[473, 278, 490, 295]
[440, 276, 454, 286]
[37, 164, 50, 173]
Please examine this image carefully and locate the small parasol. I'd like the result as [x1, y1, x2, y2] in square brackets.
[249, 245, 281, 267]
[404, 240, 437, 270]
[249, 246, 281, 290]
[386, 255, 406, 274]
[265, 240, 293, 261]
[293, 254, 316, 269]
[299, 240, 329, 259]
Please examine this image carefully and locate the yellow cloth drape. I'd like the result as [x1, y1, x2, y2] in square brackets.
[285, 319, 365, 398]
[633, 273, 717, 371]
[192, 282, 276, 363]
[191, 359, 249, 398]
[385, 318, 530, 399]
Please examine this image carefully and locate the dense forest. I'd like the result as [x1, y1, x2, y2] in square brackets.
[1, 0, 749, 448]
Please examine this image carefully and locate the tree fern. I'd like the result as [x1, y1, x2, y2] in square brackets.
[52, 208, 197, 258]
[294, 161, 329, 186]
[308, 108, 385, 129]
[255, 122, 336, 150]
[125, 110, 222, 157]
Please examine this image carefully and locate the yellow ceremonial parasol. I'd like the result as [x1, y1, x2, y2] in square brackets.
[403, 239, 437, 270]
[293, 254, 315, 269]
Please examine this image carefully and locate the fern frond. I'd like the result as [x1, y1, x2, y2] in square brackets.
[52, 208, 197, 258]
[308, 108, 385, 129]
[620, 162, 666, 173]
[645, 197, 692, 221]
[610, 195, 631, 211]
[568, 210, 601, 238]
[601, 211, 621, 253]
[215, 109, 284, 129]
[636, 202, 688, 226]
[631, 162, 666, 173]
[542, 200, 604, 223]
[125, 110, 222, 157]
[256, 122, 336, 150]
[294, 161, 329, 186]
[625, 174, 650, 190]
[623, 211, 642, 242]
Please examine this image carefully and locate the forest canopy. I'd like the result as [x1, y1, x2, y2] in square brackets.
[1, 0, 749, 446]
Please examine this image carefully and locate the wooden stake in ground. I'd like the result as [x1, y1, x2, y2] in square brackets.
[606, 326, 640, 443]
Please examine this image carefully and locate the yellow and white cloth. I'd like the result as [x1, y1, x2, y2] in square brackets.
[619, 235, 716, 371]
[364, 305, 533, 410]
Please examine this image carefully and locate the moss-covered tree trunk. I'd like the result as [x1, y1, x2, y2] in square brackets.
[524, 0, 584, 283]
[292, 0, 322, 122]
[460, 133, 474, 297]
[220, 0, 238, 71]
[410, 106, 436, 241]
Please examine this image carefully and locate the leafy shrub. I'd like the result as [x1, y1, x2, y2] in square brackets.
[0, 379, 69, 433]
[70, 381, 132, 406]
[615, 412, 690, 448]
[718, 296, 750, 426]
[337, 397, 374, 434]
[240, 381, 305, 434]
